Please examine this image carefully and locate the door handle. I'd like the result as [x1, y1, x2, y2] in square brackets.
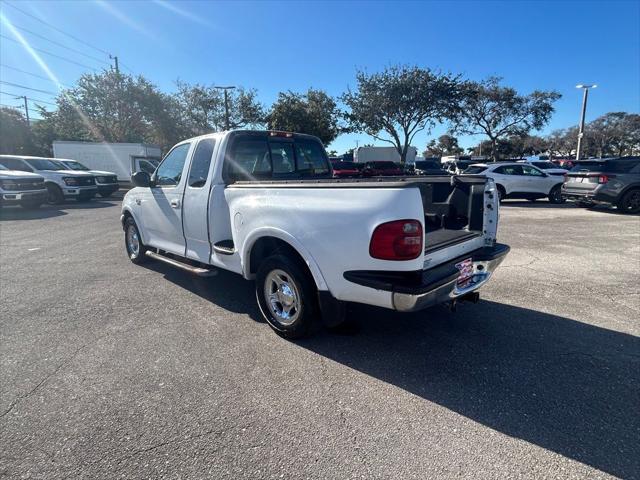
[170, 199, 181, 209]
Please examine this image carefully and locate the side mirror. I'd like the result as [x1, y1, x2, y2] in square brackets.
[132, 171, 151, 187]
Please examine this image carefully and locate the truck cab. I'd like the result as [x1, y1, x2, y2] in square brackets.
[121, 131, 508, 338]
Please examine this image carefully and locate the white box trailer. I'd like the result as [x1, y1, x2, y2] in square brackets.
[52, 141, 162, 183]
[353, 146, 417, 164]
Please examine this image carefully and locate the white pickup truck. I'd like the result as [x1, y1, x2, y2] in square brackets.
[121, 131, 509, 338]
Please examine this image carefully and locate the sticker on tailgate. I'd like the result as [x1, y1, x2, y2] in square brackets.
[455, 258, 474, 287]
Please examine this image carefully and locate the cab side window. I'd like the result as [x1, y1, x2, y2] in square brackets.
[188, 139, 216, 188]
[0, 157, 32, 172]
[495, 165, 523, 175]
[522, 165, 544, 176]
[155, 143, 191, 187]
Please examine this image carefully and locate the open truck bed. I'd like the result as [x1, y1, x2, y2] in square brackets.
[231, 174, 488, 254]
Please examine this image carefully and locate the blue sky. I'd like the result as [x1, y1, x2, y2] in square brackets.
[1, 0, 638, 154]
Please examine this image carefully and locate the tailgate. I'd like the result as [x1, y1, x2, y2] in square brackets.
[564, 173, 600, 193]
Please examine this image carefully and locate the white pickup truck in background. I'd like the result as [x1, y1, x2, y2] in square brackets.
[121, 131, 509, 338]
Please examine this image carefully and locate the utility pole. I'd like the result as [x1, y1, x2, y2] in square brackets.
[575, 84, 597, 161]
[17, 95, 29, 126]
[214, 86, 236, 130]
[110, 55, 119, 74]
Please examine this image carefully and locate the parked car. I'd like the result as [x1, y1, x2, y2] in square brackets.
[444, 160, 475, 175]
[331, 161, 362, 178]
[55, 159, 119, 197]
[414, 160, 447, 175]
[0, 164, 47, 209]
[122, 130, 509, 338]
[562, 157, 640, 213]
[361, 161, 404, 177]
[0, 155, 98, 204]
[518, 158, 568, 176]
[464, 162, 565, 203]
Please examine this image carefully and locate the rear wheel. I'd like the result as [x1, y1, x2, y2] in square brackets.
[124, 216, 148, 264]
[99, 192, 113, 198]
[255, 254, 319, 339]
[618, 189, 640, 214]
[548, 185, 565, 204]
[46, 184, 64, 204]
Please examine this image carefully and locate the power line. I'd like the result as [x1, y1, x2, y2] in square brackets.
[2, 1, 112, 56]
[0, 90, 57, 106]
[0, 34, 100, 71]
[0, 64, 71, 87]
[0, 81, 59, 96]
[9, 24, 111, 66]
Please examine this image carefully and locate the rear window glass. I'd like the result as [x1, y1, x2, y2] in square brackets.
[570, 162, 608, 173]
[532, 161, 557, 170]
[188, 138, 216, 188]
[226, 135, 330, 182]
[332, 161, 358, 169]
[608, 160, 640, 173]
[415, 161, 441, 170]
[465, 166, 487, 174]
[368, 161, 397, 169]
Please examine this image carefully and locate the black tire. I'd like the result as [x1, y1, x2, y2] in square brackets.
[46, 184, 64, 204]
[548, 184, 565, 204]
[255, 254, 319, 339]
[124, 216, 148, 264]
[496, 185, 506, 203]
[20, 200, 42, 209]
[99, 192, 112, 198]
[617, 189, 640, 214]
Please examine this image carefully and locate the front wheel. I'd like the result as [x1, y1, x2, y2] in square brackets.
[46, 184, 64, 204]
[124, 216, 148, 264]
[99, 192, 113, 198]
[548, 185, 565, 204]
[618, 189, 640, 214]
[255, 254, 319, 339]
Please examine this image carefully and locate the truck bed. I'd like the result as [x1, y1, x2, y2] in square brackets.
[230, 175, 488, 255]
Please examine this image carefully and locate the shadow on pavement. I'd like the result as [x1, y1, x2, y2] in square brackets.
[301, 301, 640, 479]
[500, 200, 576, 209]
[143, 262, 639, 478]
[0, 205, 67, 221]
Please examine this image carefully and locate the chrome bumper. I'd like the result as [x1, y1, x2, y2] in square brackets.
[392, 252, 508, 312]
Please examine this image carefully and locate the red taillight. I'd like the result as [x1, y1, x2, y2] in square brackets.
[598, 174, 614, 184]
[370, 220, 423, 260]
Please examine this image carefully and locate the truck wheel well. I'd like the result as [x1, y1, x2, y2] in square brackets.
[122, 210, 132, 229]
[249, 236, 309, 277]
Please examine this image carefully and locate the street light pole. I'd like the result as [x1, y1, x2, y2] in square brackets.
[575, 84, 597, 161]
[214, 86, 236, 130]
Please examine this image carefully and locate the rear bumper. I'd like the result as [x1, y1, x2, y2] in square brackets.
[343, 243, 510, 312]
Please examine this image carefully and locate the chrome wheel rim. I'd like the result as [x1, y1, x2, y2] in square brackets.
[264, 269, 301, 326]
[126, 225, 140, 258]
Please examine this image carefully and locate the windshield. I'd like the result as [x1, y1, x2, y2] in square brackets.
[25, 158, 65, 171]
[63, 160, 90, 171]
[415, 161, 442, 170]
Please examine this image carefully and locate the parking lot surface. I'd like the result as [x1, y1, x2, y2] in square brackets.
[1, 198, 639, 479]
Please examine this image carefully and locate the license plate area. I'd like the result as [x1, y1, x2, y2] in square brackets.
[455, 257, 474, 288]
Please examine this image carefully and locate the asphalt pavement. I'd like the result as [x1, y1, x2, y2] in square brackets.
[1, 197, 639, 479]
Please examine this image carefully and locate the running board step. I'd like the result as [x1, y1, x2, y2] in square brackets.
[213, 240, 235, 255]
[145, 251, 217, 277]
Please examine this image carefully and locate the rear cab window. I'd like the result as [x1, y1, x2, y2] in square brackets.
[224, 133, 330, 183]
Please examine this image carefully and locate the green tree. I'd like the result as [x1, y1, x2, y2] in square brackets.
[454, 77, 560, 161]
[423, 134, 463, 157]
[174, 81, 265, 135]
[33, 70, 184, 150]
[342, 65, 462, 163]
[586, 112, 640, 157]
[266, 89, 341, 145]
[0, 107, 34, 154]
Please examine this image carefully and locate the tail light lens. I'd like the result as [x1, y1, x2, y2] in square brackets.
[370, 220, 423, 260]
[598, 174, 614, 184]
